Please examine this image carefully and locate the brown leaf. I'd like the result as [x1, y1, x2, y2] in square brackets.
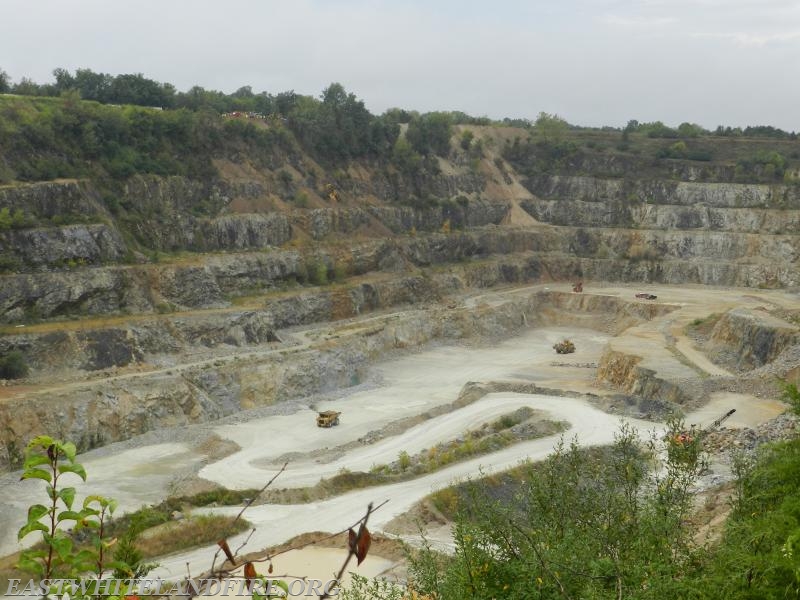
[244, 562, 257, 586]
[353, 527, 372, 566]
[217, 539, 235, 563]
[268, 562, 273, 574]
[348, 528, 357, 552]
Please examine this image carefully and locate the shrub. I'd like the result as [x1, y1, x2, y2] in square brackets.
[292, 190, 309, 208]
[0, 207, 25, 230]
[0, 351, 29, 379]
[398, 450, 411, 472]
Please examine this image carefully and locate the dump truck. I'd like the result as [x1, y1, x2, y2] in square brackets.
[316, 410, 341, 427]
[553, 339, 576, 354]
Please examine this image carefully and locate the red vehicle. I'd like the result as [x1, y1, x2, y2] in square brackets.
[635, 293, 657, 300]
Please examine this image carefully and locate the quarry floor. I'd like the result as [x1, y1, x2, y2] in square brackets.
[0, 282, 795, 586]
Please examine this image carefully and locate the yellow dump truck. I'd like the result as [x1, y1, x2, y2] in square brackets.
[316, 411, 341, 427]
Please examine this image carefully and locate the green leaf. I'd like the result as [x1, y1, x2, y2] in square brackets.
[27, 435, 54, 451]
[72, 550, 99, 572]
[23, 454, 51, 469]
[78, 518, 101, 529]
[16, 553, 45, 576]
[58, 463, 87, 481]
[27, 504, 49, 523]
[83, 494, 107, 508]
[50, 535, 73, 561]
[21, 468, 52, 483]
[107, 560, 134, 575]
[61, 442, 77, 461]
[72, 549, 97, 563]
[58, 486, 76, 509]
[57, 510, 83, 524]
[17, 521, 48, 540]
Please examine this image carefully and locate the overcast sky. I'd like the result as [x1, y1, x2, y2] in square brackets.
[2, 0, 799, 130]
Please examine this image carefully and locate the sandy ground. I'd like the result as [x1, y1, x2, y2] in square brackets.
[0, 282, 795, 591]
[151, 391, 660, 580]
[199, 326, 610, 490]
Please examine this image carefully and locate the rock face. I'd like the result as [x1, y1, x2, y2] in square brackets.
[0, 224, 127, 268]
[0, 180, 103, 219]
[707, 309, 800, 371]
[596, 349, 692, 407]
[2, 221, 799, 323]
[0, 291, 667, 471]
[3, 126, 800, 470]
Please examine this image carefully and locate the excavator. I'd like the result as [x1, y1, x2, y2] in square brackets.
[668, 408, 736, 465]
[673, 408, 736, 445]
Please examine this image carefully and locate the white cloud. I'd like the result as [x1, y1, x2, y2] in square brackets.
[693, 30, 800, 47]
[0, 0, 798, 129]
[600, 14, 677, 27]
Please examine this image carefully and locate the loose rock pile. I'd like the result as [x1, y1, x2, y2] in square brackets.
[704, 412, 798, 455]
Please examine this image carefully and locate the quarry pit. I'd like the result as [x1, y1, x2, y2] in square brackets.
[0, 281, 794, 582]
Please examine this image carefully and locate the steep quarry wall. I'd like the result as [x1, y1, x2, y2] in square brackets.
[4, 218, 800, 324]
[524, 175, 800, 210]
[0, 180, 509, 271]
[596, 349, 692, 407]
[707, 309, 800, 371]
[0, 291, 668, 471]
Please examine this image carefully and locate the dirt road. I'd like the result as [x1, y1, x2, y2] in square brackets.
[0, 282, 794, 580]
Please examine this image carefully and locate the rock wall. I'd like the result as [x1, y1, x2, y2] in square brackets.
[596, 349, 692, 406]
[524, 175, 799, 209]
[0, 224, 127, 268]
[3, 222, 800, 323]
[0, 291, 668, 471]
[708, 309, 800, 371]
[0, 177, 511, 270]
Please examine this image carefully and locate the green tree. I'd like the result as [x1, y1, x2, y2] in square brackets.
[0, 68, 10, 93]
[678, 122, 706, 138]
[52, 68, 75, 93]
[409, 423, 704, 599]
[534, 111, 569, 143]
[460, 130, 474, 151]
[391, 137, 421, 173]
[406, 112, 453, 156]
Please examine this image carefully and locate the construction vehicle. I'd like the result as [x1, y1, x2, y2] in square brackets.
[325, 184, 339, 203]
[572, 281, 583, 293]
[316, 410, 341, 428]
[635, 292, 658, 300]
[673, 408, 736, 445]
[553, 339, 576, 354]
[668, 409, 736, 464]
